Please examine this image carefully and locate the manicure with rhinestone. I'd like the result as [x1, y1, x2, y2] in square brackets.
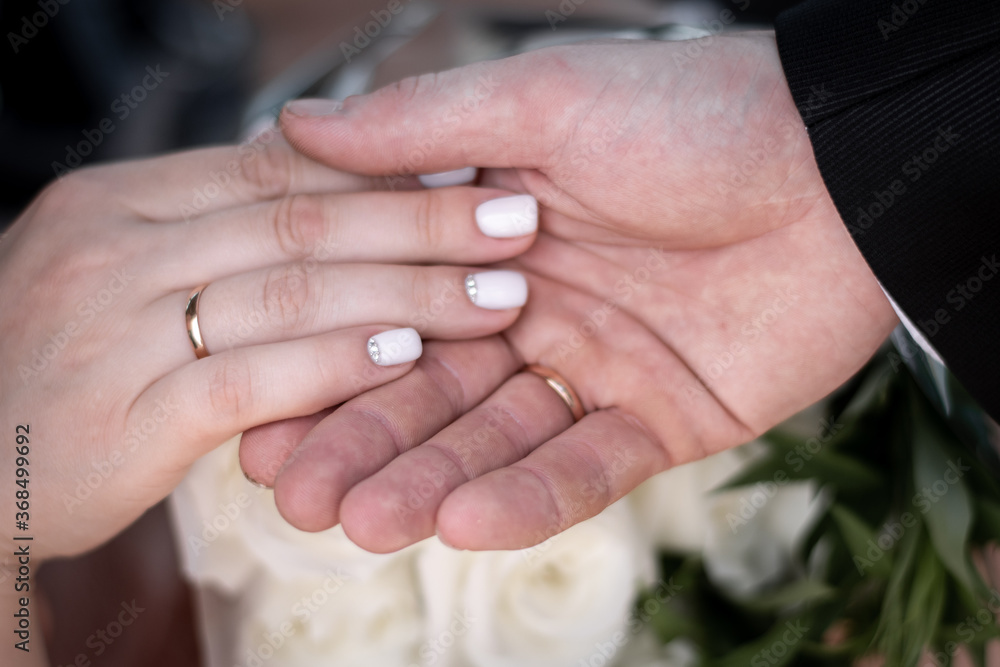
[367, 328, 423, 366]
[465, 271, 529, 310]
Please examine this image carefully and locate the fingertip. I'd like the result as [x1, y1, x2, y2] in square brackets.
[438, 469, 558, 550]
[273, 460, 342, 533]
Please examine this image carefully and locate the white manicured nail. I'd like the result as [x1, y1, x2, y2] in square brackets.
[476, 195, 538, 238]
[367, 328, 422, 366]
[465, 271, 528, 310]
[284, 98, 344, 117]
[418, 168, 479, 188]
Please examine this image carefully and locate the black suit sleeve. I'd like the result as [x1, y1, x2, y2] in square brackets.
[773, 0, 1000, 422]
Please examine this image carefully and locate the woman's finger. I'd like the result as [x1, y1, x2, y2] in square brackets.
[336, 371, 575, 552]
[151, 188, 539, 286]
[435, 408, 671, 551]
[266, 337, 522, 531]
[189, 264, 529, 357]
[95, 134, 419, 221]
[130, 324, 424, 473]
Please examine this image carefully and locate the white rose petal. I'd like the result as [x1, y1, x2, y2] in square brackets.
[628, 446, 758, 553]
[234, 554, 425, 667]
[704, 481, 831, 598]
[169, 436, 262, 593]
[417, 499, 655, 667]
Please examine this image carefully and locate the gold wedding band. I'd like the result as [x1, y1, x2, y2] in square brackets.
[524, 364, 585, 422]
[185, 285, 210, 359]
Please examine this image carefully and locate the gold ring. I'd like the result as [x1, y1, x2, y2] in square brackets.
[185, 285, 210, 359]
[524, 364, 585, 422]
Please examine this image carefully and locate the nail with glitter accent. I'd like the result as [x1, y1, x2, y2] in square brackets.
[475, 194, 538, 238]
[418, 168, 479, 189]
[465, 271, 528, 310]
[367, 328, 423, 366]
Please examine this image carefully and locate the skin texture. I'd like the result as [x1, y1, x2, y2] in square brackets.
[243, 32, 899, 552]
[0, 135, 536, 571]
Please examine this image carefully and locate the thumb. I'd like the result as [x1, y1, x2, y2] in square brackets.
[279, 53, 564, 177]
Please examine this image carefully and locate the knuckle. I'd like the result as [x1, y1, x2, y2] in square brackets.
[386, 71, 441, 107]
[270, 193, 328, 257]
[409, 269, 437, 320]
[259, 263, 315, 333]
[241, 141, 294, 202]
[206, 353, 257, 423]
[33, 168, 106, 218]
[412, 189, 446, 250]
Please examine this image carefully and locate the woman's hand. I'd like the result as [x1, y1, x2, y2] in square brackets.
[241, 34, 899, 552]
[0, 133, 537, 563]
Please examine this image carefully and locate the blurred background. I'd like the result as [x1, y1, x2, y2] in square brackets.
[0, 0, 799, 222]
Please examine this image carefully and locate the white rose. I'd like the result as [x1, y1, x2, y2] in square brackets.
[703, 481, 830, 598]
[233, 552, 425, 667]
[237, 479, 413, 583]
[416, 499, 655, 667]
[169, 436, 263, 593]
[628, 446, 759, 553]
[172, 435, 410, 587]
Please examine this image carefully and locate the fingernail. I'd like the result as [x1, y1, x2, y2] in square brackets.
[243, 470, 270, 490]
[418, 168, 479, 189]
[367, 328, 423, 366]
[476, 194, 538, 238]
[465, 271, 528, 310]
[284, 98, 344, 117]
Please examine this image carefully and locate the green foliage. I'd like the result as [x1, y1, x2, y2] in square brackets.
[636, 354, 1000, 666]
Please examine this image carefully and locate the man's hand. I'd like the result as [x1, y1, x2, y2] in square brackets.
[242, 32, 897, 552]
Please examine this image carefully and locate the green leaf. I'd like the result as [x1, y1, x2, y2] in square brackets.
[739, 579, 837, 613]
[911, 409, 977, 595]
[709, 615, 811, 667]
[830, 504, 893, 578]
[901, 545, 946, 665]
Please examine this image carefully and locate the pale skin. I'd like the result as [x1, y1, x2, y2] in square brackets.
[241, 32, 900, 552]
[0, 131, 538, 667]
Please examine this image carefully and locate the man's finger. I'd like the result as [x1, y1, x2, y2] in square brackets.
[279, 54, 564, 177]
[270, 337, 522, 532]
[435, 408, 670, 551]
